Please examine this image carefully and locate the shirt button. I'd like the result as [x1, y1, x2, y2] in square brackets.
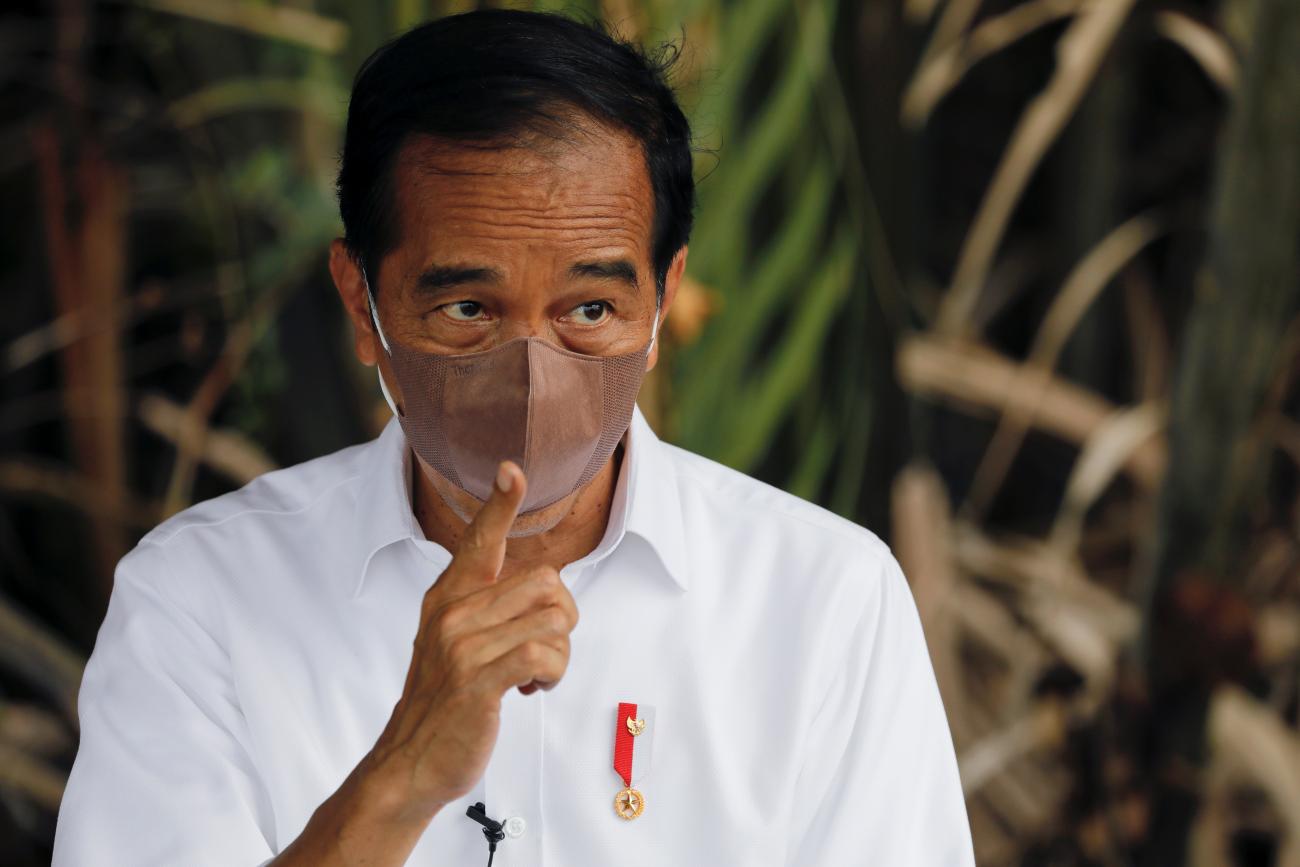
[503, 816, 527, 838]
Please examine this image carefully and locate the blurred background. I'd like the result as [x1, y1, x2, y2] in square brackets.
[1, 0, 1297, 864]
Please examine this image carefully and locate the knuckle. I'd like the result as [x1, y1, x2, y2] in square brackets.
[443, 656, 468, 688]
[443, 632, 470, 663]
[531, 566, 560, 588]
[542, 607, 567, 634]
[434, 603, 464, 634]
[518, 641, 545, 667]
[463, 527, 487, 552]
[542, 647, 567, 678]
[552, 595, 577, 629]
[537, 573, 566, 605]
[444, 635, 477, 678]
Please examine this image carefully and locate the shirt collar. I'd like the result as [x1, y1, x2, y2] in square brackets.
[349, 418, 422, 599]
[620, 404, 691, 592]
[350, 403, 690, 598]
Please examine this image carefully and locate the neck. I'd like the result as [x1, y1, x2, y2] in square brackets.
[411, 443, 623, 579]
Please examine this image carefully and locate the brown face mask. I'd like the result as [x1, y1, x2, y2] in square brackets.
[365, 276, 659, 515]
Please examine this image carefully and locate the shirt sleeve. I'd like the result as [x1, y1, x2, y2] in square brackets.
[52, 540, 277, 866]
[784, 550, 976, 866]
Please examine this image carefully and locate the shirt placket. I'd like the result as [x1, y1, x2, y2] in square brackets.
[482, 677, 545, 865]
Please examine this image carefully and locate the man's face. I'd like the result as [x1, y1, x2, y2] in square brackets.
[332, 120, 684, 533]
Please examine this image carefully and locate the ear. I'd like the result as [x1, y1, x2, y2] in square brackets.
[647, 245, 687, 373]
[329, 238, 382, 367]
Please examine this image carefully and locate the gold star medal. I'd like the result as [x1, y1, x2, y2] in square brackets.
[612, 701, 654, 819]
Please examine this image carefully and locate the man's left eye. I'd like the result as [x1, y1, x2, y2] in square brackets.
[571, 301, 610, 324]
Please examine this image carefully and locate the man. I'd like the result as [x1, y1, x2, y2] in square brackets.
[52, 10, 975, 866]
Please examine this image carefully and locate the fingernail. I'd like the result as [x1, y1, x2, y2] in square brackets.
[496, 462, 513, 493]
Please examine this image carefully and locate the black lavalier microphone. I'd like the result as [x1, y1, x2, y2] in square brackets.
[466, 801, 506, 866]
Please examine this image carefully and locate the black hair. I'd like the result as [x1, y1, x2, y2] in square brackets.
[337, 9, 695, 300]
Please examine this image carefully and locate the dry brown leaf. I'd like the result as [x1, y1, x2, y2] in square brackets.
[1155, 11, 1238, 92]
[666, 274, 721, 345]
[896, 335, 1167, 488]
[139, 393, 278, 485]
[936, 0, 1140, 334]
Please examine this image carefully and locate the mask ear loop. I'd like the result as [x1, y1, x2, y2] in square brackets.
[362, 268, 392, 355]
[361, 267, 402, 418]
[646, 299, 663, 356]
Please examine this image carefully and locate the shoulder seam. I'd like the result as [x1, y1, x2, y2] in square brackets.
[142, 471, 365, 548]
[669, 449, 888, 554]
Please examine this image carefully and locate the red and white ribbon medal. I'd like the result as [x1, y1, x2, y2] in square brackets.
[612, 701, 654, 819]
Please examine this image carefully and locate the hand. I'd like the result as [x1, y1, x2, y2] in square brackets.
[362, 460, 579, 824]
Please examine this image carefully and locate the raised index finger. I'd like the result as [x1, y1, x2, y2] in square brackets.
[446, 460, 527, 588]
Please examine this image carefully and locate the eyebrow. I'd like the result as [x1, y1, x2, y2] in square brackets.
[412, 258, 641, 296]
[568, 259, 640, 293]
[415, 264, 504, 294]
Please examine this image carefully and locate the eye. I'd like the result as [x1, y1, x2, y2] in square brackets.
[440, 300, 487, 322]
[569, 301, 611, 325]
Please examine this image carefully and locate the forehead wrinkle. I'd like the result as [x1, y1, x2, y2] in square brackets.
[425, 196, 649, 229]
[438, 208, 648, 233]
[411, 171, 648, 213]
[391, 129, 654, 269]
[427, 213, 648, 246]
[406, 189, 651, 250]
[399, 128, 650, 203]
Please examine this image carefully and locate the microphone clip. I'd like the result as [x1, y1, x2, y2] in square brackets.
[466, 801, 506, 861]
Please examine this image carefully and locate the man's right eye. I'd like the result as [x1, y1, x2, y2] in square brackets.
[441, 301, 486, 322]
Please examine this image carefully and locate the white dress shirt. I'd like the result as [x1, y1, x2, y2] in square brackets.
[53, 404, 975, 866]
